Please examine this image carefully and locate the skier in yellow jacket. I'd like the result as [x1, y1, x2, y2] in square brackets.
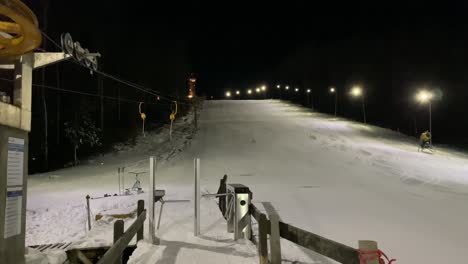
[419, 130, 431, 151]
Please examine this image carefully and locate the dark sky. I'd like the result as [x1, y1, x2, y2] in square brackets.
[25, 1, 468, 146]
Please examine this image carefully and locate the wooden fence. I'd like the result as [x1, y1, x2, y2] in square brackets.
[95, 200, 146, 264]
[249, 204, 369, 264]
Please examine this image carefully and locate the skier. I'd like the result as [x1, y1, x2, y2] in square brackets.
[419, 130, 431, 151]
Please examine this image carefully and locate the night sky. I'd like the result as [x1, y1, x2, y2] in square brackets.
[20, 1, 468, 170]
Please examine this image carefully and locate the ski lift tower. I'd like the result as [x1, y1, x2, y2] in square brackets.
[0, 1, 98, 263]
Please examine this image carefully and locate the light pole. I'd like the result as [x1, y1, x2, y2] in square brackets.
[416, 90, 434, 145]
[350, 86, 366, 124]
[276, 84, 281, 99]
[306, 89, 311, 107]
[261, 85, 267, 99]
[330, 87, 337, 117]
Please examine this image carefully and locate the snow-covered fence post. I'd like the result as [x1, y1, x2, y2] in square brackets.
[194, 158, 201, 236]
[86, 195, 91, 231]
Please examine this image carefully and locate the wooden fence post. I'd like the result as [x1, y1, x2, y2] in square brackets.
[358, 240, 379, 264]
[137, 200, 144, 241]
[258, 213, 269, 264]
[114, 220, 124, 264]
[269, 214, 282, 264]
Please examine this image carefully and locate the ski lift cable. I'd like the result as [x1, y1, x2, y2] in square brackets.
[40, 31, 191, 105]
[0, 77, 177, 106]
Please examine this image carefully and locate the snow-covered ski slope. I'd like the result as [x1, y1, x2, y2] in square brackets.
[28, 100, 468, 263]
[189, 100, 468, 263]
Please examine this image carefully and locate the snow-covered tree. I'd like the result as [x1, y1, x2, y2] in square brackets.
[64, 115, 101, 166]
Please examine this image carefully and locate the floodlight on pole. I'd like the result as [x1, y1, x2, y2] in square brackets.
[416, 89, 435, 145]
[350, 86, 366, 123]
[329, 86, 337, 116]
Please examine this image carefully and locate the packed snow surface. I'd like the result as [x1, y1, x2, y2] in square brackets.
[27, 100, 468, 263]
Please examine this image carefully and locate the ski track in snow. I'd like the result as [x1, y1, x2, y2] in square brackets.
[27, 100, 468, 264]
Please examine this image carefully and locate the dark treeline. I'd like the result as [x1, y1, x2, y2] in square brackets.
[24, 0, 193, 173]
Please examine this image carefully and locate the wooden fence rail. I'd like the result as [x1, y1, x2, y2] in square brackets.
[97, 200, 146, 264]
[249, 204, 360, 264]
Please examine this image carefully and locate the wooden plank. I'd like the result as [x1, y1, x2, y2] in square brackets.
[137, 200, 144, 241]
[76, 250, 93, 264]
[258, 213, 269, 264]
[249, 204, 261, 222]
[278, 222, 359, 264]
[97, 210, 146, 264]
[269, 214, 282, 264]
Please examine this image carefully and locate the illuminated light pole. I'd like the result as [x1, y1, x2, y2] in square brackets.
[225, 91, 231, 98]
[247, 89, 252, 95]
[261, 85, 267, 99]
[276, 84, 282, 99]
[416, 90, 434, 145]
[330, 87, 337, 117]
[350, 86, 366, 124]
[306, 89, 311, 107]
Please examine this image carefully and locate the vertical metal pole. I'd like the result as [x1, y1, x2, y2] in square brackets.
[149, 157, 158, 244]
[310, 89, 314, 110]
[117, 167, 120, 195]
[117, 87, 121, 121]
[121, 167, 125, 194]
[362, 96, 367, 124]
[170, 121, 173, 141]
[429, 102, 432, 146]
[157, 202, 164, 230]
[99, 76, 104, 132]
[334, 91, 338, 117]
[194, 100, 198, 129]
[194, 158, 200, 236]
[86, 195, 91, 231]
